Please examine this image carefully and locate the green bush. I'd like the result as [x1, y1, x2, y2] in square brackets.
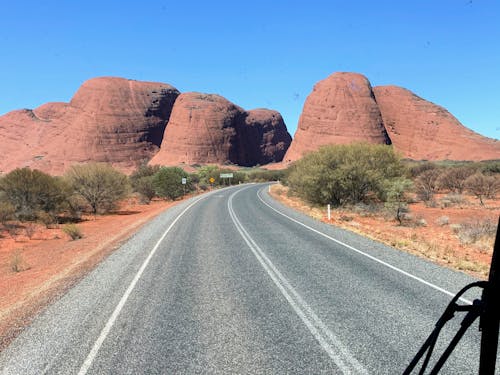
[132, 176, 156, 203]
[246, 169, 286, 182]
[153, 167, 191, 200]
[287, 143, 407, 206]
[0, 168, 69, 221]
[65, 163, 130, 214]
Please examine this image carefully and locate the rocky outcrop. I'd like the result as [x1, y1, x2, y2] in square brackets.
[0, 77, 180, 174]
[373, 86, 500, 161]
[235, 109, 292, 166]
[284, 72, 391, 162]
[149, 94, 292, 167]
[284, 72, 499, 163]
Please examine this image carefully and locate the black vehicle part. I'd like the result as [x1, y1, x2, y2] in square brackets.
[404, 216, 499, 375]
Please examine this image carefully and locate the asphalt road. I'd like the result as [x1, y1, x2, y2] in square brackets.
[0, 183, 497, 374]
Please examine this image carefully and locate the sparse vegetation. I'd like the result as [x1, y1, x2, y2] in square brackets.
[62, 223, 83, 240]
[455, 219, 497, 246]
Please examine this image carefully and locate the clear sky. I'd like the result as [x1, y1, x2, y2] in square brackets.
[1, 0, 499, 139]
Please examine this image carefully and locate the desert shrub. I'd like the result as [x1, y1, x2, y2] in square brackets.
[153, 167, 191, 200]
[36, 210, 57, 228]
[385, 177, 414, 225]
[0, 168, 69, 220]
[456, 219, 497, 245]
[287, 143, 406, 206]
[130, 164, 161, 181]
[408, 162, 438, 178]
[247, 169, 286, 182]
[65, 163, 130, 214]
[465, 173, 500, 205]
[438, 166, 476, 193]
[62, 223, 83, 240]
[65, 194, 88, 221]
[130, 164, 160, 203]
[133, 176, 156, 203]
[415, 169, 442, 202]
[442, 193, 467, 206]
[435, 216, 450, 226]
[480, 160, 500, 174]
[24, 222, 38, 239]
[0, 201, 15, 225]
[10, 248, 29, 272]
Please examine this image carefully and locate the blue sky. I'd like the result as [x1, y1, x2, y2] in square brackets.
[1, 0, 499, 139]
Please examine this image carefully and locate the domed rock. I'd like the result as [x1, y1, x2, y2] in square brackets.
[373, 86, 500, 161]
[149, 94, 292, 167]
[235, 109, 292, 166]
[0, 77, 180, 174]
[149, 93, 244, 166]
[284, 72, 390, 162]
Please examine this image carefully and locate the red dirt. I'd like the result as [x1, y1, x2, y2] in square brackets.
[0, 197, 184, 349]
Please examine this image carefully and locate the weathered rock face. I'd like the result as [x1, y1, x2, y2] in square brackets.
[0, 77, 180, 174]
[149, 94, 292, 167]
[373, 86, 500, 161]
[236, 109, 292, 166]
[149, 93, 244, 166]
[284, 72, 391, 162]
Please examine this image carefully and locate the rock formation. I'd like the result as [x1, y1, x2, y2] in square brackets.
[284, 72, 499, 163]
[149, 94, 292, 167]
[284, 72, 391, 162]
[373, 86, 500, 161]
[0, 77, 179, 174]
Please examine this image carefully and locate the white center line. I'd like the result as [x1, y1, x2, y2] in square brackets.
[228, 188, 369, 374]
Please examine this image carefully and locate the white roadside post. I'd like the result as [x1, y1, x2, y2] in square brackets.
[327, 204, 331, 221]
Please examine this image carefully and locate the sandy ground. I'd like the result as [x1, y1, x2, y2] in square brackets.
[0, 196, 186, 350]
[269, 184, 499, 280]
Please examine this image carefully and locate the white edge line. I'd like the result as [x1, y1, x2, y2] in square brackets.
[78, 194, 208, 375]
[228, 188, 368, 374]
[258, 186, 472, 306]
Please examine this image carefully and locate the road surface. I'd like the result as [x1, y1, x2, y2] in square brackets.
[0, 184, 496, 374]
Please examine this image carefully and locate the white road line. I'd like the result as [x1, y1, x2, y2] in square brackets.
[228, 188, 368, 375]
[78, 194, 209, 375]
[257, 187, 473, 305]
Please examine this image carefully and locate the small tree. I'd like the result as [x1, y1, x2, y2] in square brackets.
[153, 167, 190, 200]
[0, 168, 68, 220]
[415, 169, 441, 202]
[385, 178, 413, 225]
[65, 163, 130, 214]
[465, 173, 500, 205]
